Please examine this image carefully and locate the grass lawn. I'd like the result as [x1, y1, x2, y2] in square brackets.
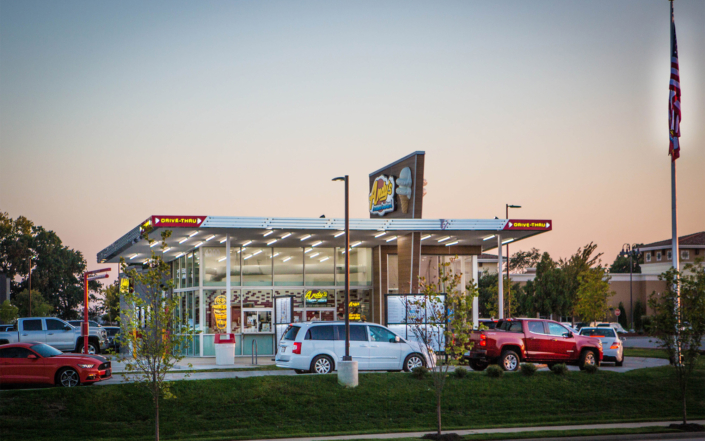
[1, 362, 703, 441]
[624, 348, 670, 359]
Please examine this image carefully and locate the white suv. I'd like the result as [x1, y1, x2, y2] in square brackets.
[275, 321, 433, 374]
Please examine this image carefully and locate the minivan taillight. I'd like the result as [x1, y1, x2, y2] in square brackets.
[292, 342, 302, 354]
[479, 334, 487, 347]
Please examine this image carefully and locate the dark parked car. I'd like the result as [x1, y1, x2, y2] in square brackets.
[102, 326, 121, 352]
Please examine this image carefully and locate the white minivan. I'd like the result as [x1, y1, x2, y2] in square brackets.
[275, 321, 434, 374]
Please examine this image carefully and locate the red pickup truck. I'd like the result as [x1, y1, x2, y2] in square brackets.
[465, 318, 603, 371]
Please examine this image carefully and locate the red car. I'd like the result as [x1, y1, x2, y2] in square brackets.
[0, 342, 112, 387]
[465, 318, 603, 371]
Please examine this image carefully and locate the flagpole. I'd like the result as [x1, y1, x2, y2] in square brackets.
[669, 0, 681, 366]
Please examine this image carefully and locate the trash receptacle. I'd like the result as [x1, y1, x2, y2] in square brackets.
[215, 333, 236, 365]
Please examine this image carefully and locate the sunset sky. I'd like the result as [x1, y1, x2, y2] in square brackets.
[1, 0, 703, 280]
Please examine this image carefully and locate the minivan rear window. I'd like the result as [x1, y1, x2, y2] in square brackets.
[306, 325, 335, 341]
[283, 325, 301, 341]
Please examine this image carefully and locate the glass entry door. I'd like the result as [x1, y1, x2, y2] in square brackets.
[275, 295, 294, 349]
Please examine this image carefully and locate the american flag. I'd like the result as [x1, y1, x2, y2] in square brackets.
[669, 1, 681, 161]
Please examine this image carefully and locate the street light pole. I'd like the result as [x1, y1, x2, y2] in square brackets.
[28, 257, 32, 317]
[620, 243, 637, 329]
[505, 204, 521, 317]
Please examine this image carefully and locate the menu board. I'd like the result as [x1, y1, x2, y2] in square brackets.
[386, 296, 406, 324]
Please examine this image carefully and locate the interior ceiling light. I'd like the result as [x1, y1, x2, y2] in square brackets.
[445, 241, 459, 247]
[188, 231, 198, 238]
[263, 230, 274, 237]
[300, 234, 312, 241]
[309, 253, 320, 258]
[252, 250, 262, 256]
[244, 254, 253, 260]
[219, 238, 227, 244]
[205, 235, 215, 242]
[421, 235, 431, 241]
[267, 239, 278, 245]
[320, 257, 329, 262]
[149, 242, 159, 248]
[438, 236, 451, 243]
[129, 254, 139, 260]
[175, 252, 185, 258]
[352, 241, 362, 248]
[483, 235, 496, 241]
[178, 238, 188, 244]
[334, 231, 345, 238]
[194, 241, 204, 248]
[243, 240, 252, 247]
[311, 241, 322, 247]
[283, 257, 292, 262]
[281, 233, 292, 239]
[237, 248, 244, 253]
[502, 238, 515, 245]
[163, 247, 171, 253]
[304, 248, 313, 254]
[271, 252, 280, 258]
[374, 232, 386, 238]
[217, 256, 227, 262]
[143, 259, 150, 264]
[385, 236, 398, 242]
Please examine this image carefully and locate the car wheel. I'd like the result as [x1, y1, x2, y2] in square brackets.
[403, 354, 425, 372]
[294, 369, 308, 374]
[616, 353, 624, 367]
[78, 341, 99, 355]
[57, 368, 81, 388]
[469, 360, 488, 371]
[579, 349, 598, 370]
[311, 355, 333, 374]
[499, 350, 520, 372]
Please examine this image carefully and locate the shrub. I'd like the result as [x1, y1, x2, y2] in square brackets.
[452, 367, 468, 379]
[486, 365, 503, 378]
[583, 363, 598, 374]
[633, 301, 644, 332]
[642, 315, 653, 334]
[618, 302, 628, 330]
[411, 366, 428, 379]
[520, 363, 537, 376]
[551, 363, 568, 376]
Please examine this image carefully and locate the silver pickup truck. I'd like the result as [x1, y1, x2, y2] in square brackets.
[0, 317, 108, 354]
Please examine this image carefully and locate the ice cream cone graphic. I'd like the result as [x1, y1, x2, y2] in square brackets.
[396, 167, 413, 214]
[213, 294, 227, 332]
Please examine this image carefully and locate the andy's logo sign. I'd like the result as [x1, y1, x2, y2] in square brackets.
[369, 174, 395, 216]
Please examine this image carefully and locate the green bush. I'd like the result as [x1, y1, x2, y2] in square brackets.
[520, 363, 537, 376]
[551, 363, 568, 376]
[633, 301, 644, 332]
[642, 315, 652, 334]
[452, 367, 468, 379]
[618, 302, 628, 329]
[486, 365, 503, 378]
[583, 363, 598, 374]
[411, 366, 428, 379]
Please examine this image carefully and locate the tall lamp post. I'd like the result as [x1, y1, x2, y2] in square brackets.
[619, 244, 641, 329]
[505, 204, 521, 317]
[332, 175, 357, 387]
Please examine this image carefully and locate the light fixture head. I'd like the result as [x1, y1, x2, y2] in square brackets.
[300, 234, 312, 241]
[332, 176, 345, 182]
[205, 235, 215, 242]
[178, 238, 188, 244]
[219, 238, 227, 244]
[188, 231, 198, 238]
[421, 235, 431, 241]
[149, 242, 159, 248]
[267, 239, 278, 246]
[507, 204, 522, 208]
[309, 252, 320, 258]
[281, 233, 292, 239]
[263, 230, 274, 237]
[445, 240, 459, 247]
[311, 241, 322, 247]
[243, 240, 252, 247]
[374, 232, 387, 238]
[334, 231, 345, 238]
[163, 247, 171, 253]
[482, 235, 496, 241]
[501, 238, 515, 245]
[385, 236, 398, 242]
[437, 236, 451, 243]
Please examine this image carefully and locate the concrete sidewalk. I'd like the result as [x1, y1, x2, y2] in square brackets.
[108, 356, 277, 373]
[244, 420, 705, 441]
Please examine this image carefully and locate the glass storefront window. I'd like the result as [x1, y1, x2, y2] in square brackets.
[303, 289, 335, 308]
[273, 248, 303, 286]
[187, 253, 194, 288]
[194, 290, 201, 332]
[242, 248, 272, 285]
[243, 310, 272, 333]
[204, 289, 228, 334]
[336, 247, 372, 286]
[230, 246, 241, 286]
[179, 255, 187, 288]
[173, 259, 179, 289]
[194, 250, 200, 287]
[203, 247, 227, 286]
[231, 290, 241, 333]
[305, 248, 334, 286]
[337, 289, 372, 322]
[420, 256, 439, 287]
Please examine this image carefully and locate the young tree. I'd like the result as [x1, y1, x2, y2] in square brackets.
[477, 271, 497, 318]
[573, 267, 613, 324]
[11, 289, 53, 317]
[101, 283, 121, 324]
[0, 300, 19, 324]
[485, 277, 523, 318]
[405, 257, 478, 437]
[117, 230, 190, 441]
[559, 242, 603, 312]
[523, 252, 571, 318]
[648, 261, 705, 427]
